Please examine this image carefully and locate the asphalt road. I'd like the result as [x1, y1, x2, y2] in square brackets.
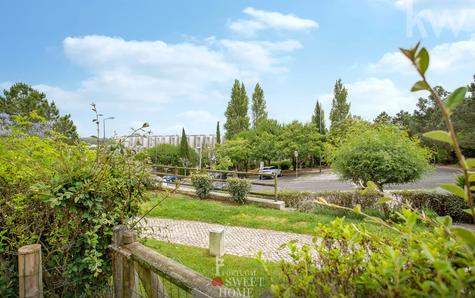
[252, 166, 460, 192]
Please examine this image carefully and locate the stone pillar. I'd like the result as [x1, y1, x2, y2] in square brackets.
[209, 229, 224, 257]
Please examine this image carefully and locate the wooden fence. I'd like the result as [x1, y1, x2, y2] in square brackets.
[17, 225, 243, 298]
[153, 165, 278, 200]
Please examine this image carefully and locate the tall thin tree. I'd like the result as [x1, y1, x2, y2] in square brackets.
[251, 83, 268, 128]
[329, 79, 350, 131]
[224, 79, 250, 139]
[179, 128, 190, 160]
[311, 100, 326, 134]
[216, 121, 221, 144]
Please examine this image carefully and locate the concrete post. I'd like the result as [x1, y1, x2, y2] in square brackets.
[209, 229, 224, 257]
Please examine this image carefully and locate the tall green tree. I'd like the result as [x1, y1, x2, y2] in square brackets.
[374, 111, 392, 124]
[216, 121, 221, 144]
[179, 128, 190, 160]
[311, 100, 326, 134]
[0, 83, 78, 140]
[251, 83, 267, 128]
[224, 80, 250, 140]
[329, 79, 350, 131]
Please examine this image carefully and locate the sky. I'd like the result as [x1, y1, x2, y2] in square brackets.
[1, 0, 474, 137]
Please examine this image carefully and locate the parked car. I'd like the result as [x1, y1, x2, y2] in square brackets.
[163, 175, 183, 183]
[258, 166, 282, 179]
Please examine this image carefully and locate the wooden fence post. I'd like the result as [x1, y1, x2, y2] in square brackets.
[122, 230, 138, 298]
[274, 173, 278, 201]
[112, 225, 127, 298]
[18, 244, 43, 298]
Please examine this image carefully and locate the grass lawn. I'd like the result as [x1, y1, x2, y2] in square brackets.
[142, 238, 282, 297]
[140, 191, 394, 235]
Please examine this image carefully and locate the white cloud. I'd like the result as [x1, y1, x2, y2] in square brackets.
[369, 35, 475, 76]
[229, 7, 318, 36]
[319, 78, 416, 121]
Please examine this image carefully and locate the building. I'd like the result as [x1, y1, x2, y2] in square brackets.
[123, 134, 219, 151]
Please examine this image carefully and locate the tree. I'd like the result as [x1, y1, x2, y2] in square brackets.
[0, 83, 79, 140]
[374, 112, 392, 124]
[251, 83, 267, 128]
[311, 100, 326, 134]
[224, 80, 250, 139]
[216, 138, 252, 171]
[216, 121, 221, 144]
[333, 124, 431, 189]
[179, 128, 190, 161]
[329, 79, 350, 131]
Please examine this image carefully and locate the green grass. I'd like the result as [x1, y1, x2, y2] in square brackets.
[142, 238, 282, 297]
[140, 191, 391, 235]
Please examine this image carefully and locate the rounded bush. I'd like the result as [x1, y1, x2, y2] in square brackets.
[191, 174, 214, 199]
[333, 124, 431, 189]
[227, 177, 251, 204]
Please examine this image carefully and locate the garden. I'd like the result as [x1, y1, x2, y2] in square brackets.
[1, 44, 474, 297]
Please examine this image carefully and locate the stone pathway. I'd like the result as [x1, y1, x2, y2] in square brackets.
[139, 217, 314, 261]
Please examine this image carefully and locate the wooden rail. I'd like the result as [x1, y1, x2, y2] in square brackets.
[153, 165, 278, 200]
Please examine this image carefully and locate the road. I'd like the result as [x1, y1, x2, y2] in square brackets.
[252, 166, 460, 192]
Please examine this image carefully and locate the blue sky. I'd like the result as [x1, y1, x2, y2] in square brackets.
[1, 0, 474, 137]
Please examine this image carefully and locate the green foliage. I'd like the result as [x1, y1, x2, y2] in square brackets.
[272, 215, 475, 297]
[146, 143, 198, 166]
[0, 124, 149, 296]
[0, 83, 79, 141]
[216, 138, 252, 171]
[333, 124, 431, 189]
[224, 79, 250, 139]
[251, 82, 268, 128]
[227, 178, 251, 204]
[311, 100, 326, 134]
[191, 174, 214, 199]
[180, 128, 190, 160]
[329, 79, 350, 131]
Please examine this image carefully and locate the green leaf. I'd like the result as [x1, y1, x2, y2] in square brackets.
[411, 80, 430, 92]
[446, 87, 467, 110]
[377, 197, 393, 204]
[451, 227, 475, 250]
[439, 183, 466, 199]
[423, 130, 453, 145]
[399, 42, 420, 61]
[463, 208, 475, 215]
[466, 158, 475, 169]
[416, 48, 429, 75]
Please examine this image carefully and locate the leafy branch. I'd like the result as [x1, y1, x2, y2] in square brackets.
[400, 43, 475, 222]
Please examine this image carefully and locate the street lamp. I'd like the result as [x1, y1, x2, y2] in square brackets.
[294, 150, 299, 178]
[103, 116, 115, 141]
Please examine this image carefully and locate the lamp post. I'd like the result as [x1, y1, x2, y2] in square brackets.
[294, 150, 298, 178]
[103, 116, 115, 141]
[197, 145, 202, 169]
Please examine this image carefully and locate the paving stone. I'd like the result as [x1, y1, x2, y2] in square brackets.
[139, 217, 314, 261]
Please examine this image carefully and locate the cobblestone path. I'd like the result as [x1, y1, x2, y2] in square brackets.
[139, 217, 314, 261]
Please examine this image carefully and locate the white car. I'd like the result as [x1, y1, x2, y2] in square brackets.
[258, 166, 282, 179]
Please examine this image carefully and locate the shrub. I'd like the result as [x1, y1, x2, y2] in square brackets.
[393, 190, 472, 223]
[332, 124, 431, 189]
[272, 214, 475, 297]
[227, 177, 251, 204]
[191, 174, 214, 199]
[0, 124, 149, 296]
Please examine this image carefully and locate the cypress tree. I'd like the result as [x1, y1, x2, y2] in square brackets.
[329, 79, 350, 131]
[179, 128, 190, 160]
[216, 121, 221, 144]
[251, 83, 267, 128]
[224, 79, 250, 139]
[311, 100, 326, 134]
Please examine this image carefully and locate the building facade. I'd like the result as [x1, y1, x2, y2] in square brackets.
[123, 134, 218, 151]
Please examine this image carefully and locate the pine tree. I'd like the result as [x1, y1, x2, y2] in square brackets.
[251, 83, 267, 128]
[224, 79, 250, 139]
[329, 79, 350, 131]
[311, 100, 326, 134]
[216, 121, 221, 144]
[374, 111, 392, 124]
[179, 128, 190, 160]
